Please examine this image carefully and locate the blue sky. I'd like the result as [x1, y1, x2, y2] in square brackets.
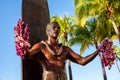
[0, 0, 120, 80]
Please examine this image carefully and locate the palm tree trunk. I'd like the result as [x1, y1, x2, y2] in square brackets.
[94, 41, 107, 80]
[98, 54, 107, 80]
[110, 16, 120, 44]
[22, 0, 50, 80]
[68, 60, 73, 80]
[109, 13, 120, 74]
[116, 59, 120, 73]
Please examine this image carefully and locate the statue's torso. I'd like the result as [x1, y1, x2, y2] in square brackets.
[37, 41, 68, 80]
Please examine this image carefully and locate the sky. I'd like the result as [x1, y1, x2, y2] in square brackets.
[0, 0, 120, 80]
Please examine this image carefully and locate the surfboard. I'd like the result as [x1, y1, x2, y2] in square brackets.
[22, 0, 50, 80]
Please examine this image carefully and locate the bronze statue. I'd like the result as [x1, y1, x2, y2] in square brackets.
[27, 21, 100, 80]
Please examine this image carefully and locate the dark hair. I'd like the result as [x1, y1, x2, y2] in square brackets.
[46, 21, 59, 35]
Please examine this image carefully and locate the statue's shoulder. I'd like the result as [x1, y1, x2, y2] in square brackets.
[40, 40, 46, 44]
[39, 40, 47, 48]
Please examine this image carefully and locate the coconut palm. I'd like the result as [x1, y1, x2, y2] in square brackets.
[69, 16, 117, 80]
[74, 0, 120, 42]
[73, 0, 120, 80]
[51, 16, 73, 80]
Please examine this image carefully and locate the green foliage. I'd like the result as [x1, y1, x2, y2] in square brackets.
[73, 0, 120, 53]
[113, 45, 120, 60]
[74, 0, 120, 33]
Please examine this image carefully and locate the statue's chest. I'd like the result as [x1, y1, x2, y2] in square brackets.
[40, 41, 67, 61]
[42, 47, 66, 60]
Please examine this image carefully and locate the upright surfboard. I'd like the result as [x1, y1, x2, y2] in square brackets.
[22, 0, 50, 80]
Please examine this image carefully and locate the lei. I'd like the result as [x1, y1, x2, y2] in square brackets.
[99, 39, 116, 69]
[14, 19, 31, 57]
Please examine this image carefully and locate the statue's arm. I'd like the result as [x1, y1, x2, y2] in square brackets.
[28, 42, 41, 56]
[66, 47, 99, 66]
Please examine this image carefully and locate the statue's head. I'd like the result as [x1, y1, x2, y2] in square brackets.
[46, 21, 60, 37]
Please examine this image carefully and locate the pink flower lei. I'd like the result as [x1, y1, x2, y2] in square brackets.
[99, 39, 116, 69]
[14, 19, 31, 57]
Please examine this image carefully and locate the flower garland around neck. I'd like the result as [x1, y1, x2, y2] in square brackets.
[41, 41, 63, 56]
[14, 19, 31, 57]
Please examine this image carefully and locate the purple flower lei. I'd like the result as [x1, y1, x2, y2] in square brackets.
[14, 19, 31, 57]
[99, 39, 116, 69]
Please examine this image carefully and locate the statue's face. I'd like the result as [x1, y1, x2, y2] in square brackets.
[49, 22, 60, 39]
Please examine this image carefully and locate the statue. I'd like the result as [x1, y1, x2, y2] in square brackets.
[27, 21, 100, 80]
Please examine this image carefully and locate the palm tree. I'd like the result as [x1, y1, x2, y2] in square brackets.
[74, 0, 120, 42]
[51, 16, 73, 80]
[22, 0, 50, 80]
[73, 0, 120, 80]
[69, 16, 117, 80]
